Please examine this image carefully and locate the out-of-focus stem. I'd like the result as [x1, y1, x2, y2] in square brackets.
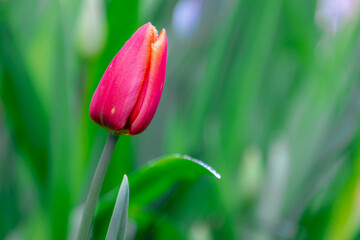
[77, 133, 119, 240]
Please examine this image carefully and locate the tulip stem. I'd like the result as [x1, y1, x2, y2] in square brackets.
[77, 133, 119, 240]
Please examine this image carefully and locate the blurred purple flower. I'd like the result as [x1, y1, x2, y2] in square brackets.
[316, 0, 360, 33]
[172, 0, 203, 38]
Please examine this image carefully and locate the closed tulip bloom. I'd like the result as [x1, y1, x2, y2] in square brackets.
[90, 22, 167, 135]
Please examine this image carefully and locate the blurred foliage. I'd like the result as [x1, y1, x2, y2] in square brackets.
[0, 0, 360, 239]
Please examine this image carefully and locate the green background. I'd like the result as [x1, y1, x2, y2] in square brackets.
[0, 0, 360, 239]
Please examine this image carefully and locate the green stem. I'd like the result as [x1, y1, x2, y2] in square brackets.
[77, 133, 119, 240]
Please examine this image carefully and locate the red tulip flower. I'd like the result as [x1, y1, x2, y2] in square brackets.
[90, 22, 167, 135]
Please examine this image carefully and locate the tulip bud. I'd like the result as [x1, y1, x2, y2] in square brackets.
[90, 23, 167, 135]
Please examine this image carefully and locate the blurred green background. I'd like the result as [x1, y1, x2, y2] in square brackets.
[1, 0, 360, 239]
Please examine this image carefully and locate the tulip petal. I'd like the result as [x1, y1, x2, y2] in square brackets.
[128, 29, 167, 135]
[90, 23, 158, 132]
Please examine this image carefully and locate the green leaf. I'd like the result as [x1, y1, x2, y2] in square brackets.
[95, 154, 220, 222]
[134, 211, 184, 240]
[105, 175, 129, 240]
[130, 154, 221, 207]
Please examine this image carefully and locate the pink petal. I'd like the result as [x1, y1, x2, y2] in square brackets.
[90, 23, 157, 132]
[128, 29, 167, 135]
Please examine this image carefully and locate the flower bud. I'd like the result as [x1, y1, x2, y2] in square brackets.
[76, 0, 107, 58]
[90, 23, 167, 135]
